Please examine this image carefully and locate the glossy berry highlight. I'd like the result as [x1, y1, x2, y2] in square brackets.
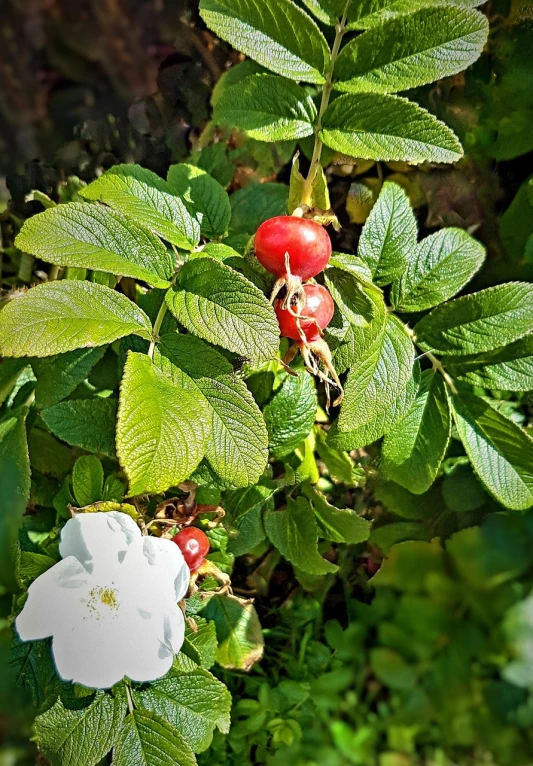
[255, 216, 332, 281]
[275, 283, 335, 343]
[171, 527, 210, 574]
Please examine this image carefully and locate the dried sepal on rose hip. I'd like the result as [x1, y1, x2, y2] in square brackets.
[275, 283, 343, 408]
[254, 216, 332, 307]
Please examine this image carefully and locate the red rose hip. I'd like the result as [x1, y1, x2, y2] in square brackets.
[172, 527, 210, 573]
[255, 216, 332, 280]
[275, 283, 335, 343]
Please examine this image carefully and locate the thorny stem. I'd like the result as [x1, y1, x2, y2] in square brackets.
[300, 0, 353, 208]
[404, 325, 457, 394]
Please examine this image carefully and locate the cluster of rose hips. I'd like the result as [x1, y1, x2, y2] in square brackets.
[254, 216, 342, 405]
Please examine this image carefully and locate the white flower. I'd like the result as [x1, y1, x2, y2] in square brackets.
[16, 511, 190, 690]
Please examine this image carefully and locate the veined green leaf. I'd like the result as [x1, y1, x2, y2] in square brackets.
[391, 227, 486, 312]
[325, 277, 387, 375]
[41, 398, 117, 458]
[328, 361, 420, 450]
[0, 282, 152, 358]
[167, 164, 230, 239]
[339, 315, 415, 432]
[213, 74, 316, 141]
[0, 359, 28, 407]
[323, 268, 375, 326]
[133, 654, 231, 753]
[320, 93, 463, 164]
[166, 257, 279, 366]
[414, 282, 533, 355]
[451, 392, 533, 511]
[80, 164, 200, 249]
[358, 181, 417, 286]
[199, 0, 330, 84]
[229, 182, 289, 235]
[382, 370, 451, 494]
[155, 333, 268, 487]
[72, 454, 104, 506]
[305, 485, 371, 543]
[202, 594, 264, 671]
[334, 7, 488, 94]
[346, 0, 485, 31]
[263, 369, 317, 459]
[117, 352, 211, 496]
[264, 497, 338, 575]
[300, 0, 344, 25]
[444, 335, 533, 392]
[15, 202, 173, 287]
[0, 409, 31, 504]
[34, 691, 126, 766]
[32, 347, 106, 409]
[112, 710, 196, 766]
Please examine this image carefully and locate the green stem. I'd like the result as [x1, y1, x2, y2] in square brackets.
[405, 324, 457, 394]
[125, 684, 135, 714]
[300, 0, 353, 208]
[148, 297, 168, 360]
[49, 264, 61, 281]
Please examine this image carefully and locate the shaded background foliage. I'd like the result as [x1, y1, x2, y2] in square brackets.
[1, 0, 533, 763]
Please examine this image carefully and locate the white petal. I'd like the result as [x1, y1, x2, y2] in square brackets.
[141, 536, 190, 601]
[59, 512, 141, 573]
[15, 557, 89, 641]
[51, 602, 179, 688]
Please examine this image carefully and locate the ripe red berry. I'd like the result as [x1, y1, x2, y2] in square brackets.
[255, 216, 332, 280]
[171, 527, 210, 573]
[275, 283, 335, 343]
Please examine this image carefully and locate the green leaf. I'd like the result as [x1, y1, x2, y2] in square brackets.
[133, 654, 231, 753]
[223, 483, 275, 554]
[328, 360, 420, 450]
[166, 257, 279, 367]
[305, 486, 371, 543]
[117, 352, 210, 496]
[0, 282, 152, 358]
[0, 409, 31, 504]
[28, 428, 74, 479]
[451, 393, 533, 511]
[202, 594, 264, 671]
[339, 315, 415, 432]
[15, 202, 173, 287]
[41, 398, 117, 458]
[34, 691, 126, 766]
[166, 164, 230, 239]
[345, 0, 485, 31]
[370, 648, 416, 690]
[263, 369, 317, 459]
[0, 359, 28, 407]
[300, 0, 344, 25]
[33, 347, 106, 409]
[382, 370, 451, 494]
[414, 283, 533, 356]
[199, 0, 330, 84]
[333, 7, 488, 94]
[80, 164, 200, 250]
[229, 182, 289, 235]
[112, 710, 196, 766]
[323, 268, 375, 326]
[320, 93, 463, 164]
[444, 335, 533, 392]
[391, 227, 486, 312]
[325, 278, 387, 375]
[315, 428, 358, 485]
[358, 181, 417, 286]
[370, 520, 430, 552]
[264, 497, 338, 574]
[155, 333, 268, 487]
[18, 551, 56, 585]
[182, 618, 218, 669]
[213, 74, 316, 141]
[72, 455, 104, 506]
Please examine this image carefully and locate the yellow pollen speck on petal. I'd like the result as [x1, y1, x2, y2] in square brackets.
[87, 586, 119, 617]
